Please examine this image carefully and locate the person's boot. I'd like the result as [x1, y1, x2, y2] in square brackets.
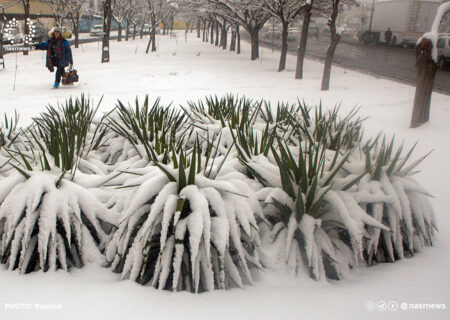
[53, 81, 59, 89]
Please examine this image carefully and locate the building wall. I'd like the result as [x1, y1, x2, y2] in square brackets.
[1, 0, 53, 16]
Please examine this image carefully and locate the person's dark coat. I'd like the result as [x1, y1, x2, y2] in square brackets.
[34, 38, 73, 71]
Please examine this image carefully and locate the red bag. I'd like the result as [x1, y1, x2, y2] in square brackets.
[62, 66, 79, 86]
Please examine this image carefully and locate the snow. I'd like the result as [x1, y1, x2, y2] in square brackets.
[1, 33, 450, 319]
[420, 2, 450, 62]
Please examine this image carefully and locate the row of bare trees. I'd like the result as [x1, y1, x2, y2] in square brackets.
[182, 0, 356, 91]
[101, 0, 176, 63]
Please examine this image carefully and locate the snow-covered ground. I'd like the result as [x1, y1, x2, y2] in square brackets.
[0, 33, 449, 320]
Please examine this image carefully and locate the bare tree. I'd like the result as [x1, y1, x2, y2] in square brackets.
[114, 0, 137, 42]
[44, 0, 70, 27]
[295, 0, 313, 79]
[146, 0, 175, 54]
[262, 0, 303, 71]
[210, 0, 270, 60]
[321, 0, 356, 90]
[20, 0, 30, 55]
[61, 0, 89, 48]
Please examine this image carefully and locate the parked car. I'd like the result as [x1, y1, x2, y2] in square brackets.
[1, 28, 22, 45]
[31, 26, 49, 42]
[437, 33, 450, 70]
[90, 24, 103, 37]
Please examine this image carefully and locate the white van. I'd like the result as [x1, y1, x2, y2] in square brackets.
[437, 34, 450, 70]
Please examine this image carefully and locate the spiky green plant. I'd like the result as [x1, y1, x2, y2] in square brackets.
[245, 137, 388, 280]
[107, 96, 186, 164]
[351, 137, 437, 265]
[0, 97, 118, 274]
[0, 111, 20, 150]
[107, 139, 263, 292]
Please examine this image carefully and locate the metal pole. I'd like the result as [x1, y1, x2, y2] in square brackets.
[13, 52, 18, 91]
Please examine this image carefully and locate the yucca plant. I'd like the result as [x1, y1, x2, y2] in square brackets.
[248, 137, 388, 280]
[282, 102, 364, 151]
[0, 97, 118, 273]
[186, 94, 262, 130]
[0, 173, 117, 273]
[107, 139, 263, 292]
[350, 137, 437, 265]
[0, 111, 20, 151]
[107, 96, 186, 165]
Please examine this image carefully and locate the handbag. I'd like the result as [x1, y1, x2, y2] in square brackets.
[62, 65, 79, 86]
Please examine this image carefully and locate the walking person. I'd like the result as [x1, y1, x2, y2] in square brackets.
[384, 27, 393, 46]
[33, 27, 73, 88]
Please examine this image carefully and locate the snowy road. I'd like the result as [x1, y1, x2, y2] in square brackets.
[257, 32, 450, 95]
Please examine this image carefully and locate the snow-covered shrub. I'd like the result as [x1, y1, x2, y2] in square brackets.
[0, 112, 20, 177]
[107, 141, 263, 292]
[0, 94, 438, 287]
[0, 96, 118, 273]
[246, 140, 389, 280]
[0, 173, 117, 273]
[349, 138, 437, 264]
[106, 96, 187, 164]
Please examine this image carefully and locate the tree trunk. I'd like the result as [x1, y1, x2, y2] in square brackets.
[230, 30, 236, 52]
[133, 23, 137, 40]
[210, 21, 214, 44]
[222, 21, 227, 49]
[321, 34, 340, 90]
[101, 0, 112, 63]
[203, 20, 207, 42]
[147, 13, 157, 53]
[250, 29, 259, 60]
[0, 24, 4, 62]
[23, 0, 30, 55]
[151, 28, 156, 52]
[295, 5, 312, 79]
[237, 25, 241, 54]
[197, 18, 201, 38]
[411, 38, 437, 128]
[118, 24, 122, 42]
[73, 13, 80, 49]
[279, 21, 289, 71]
[215, 22, 219, 46]
[125, 22, 129, 41]
[140, 24, 144, 39]
[163, 23, 167, 35]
